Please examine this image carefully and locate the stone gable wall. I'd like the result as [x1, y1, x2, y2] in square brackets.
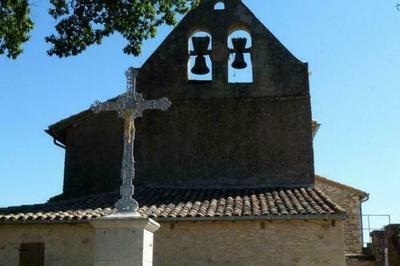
[316, 178, 364, 254]
[138, 0, 309, 100]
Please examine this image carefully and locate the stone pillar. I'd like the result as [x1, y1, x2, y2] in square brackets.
[370, 230, 385, 266]
[211, 13, 229, 86]
[91, 214, 160, 266]
[371, 225, 400, 266]
[385, 224, 400, 266]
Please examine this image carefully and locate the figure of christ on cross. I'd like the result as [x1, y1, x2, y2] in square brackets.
[91, 67, 172, 213]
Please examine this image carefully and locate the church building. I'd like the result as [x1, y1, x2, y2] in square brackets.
[0, 1, 373, 265]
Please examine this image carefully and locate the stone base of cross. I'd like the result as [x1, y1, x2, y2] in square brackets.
[91, 67, 171, 213]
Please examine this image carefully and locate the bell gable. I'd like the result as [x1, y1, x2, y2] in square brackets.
[138, 0, 309, 100]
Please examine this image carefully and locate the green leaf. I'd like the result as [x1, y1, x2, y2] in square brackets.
[46, 0, 199, 57]
[0, 0, 34, 59]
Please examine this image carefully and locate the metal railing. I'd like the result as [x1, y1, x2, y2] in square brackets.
[362, 214, 391, 246]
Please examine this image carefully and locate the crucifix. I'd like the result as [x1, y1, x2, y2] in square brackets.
[91, 67, 172, 213]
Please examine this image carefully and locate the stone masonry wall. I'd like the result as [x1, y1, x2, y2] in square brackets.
[154, 220, 345, 266]
[346, 256, 376, 266]
[0, 224, 94, 266]
[63, 112, 124, 199]
[316, 177, 365, 254]
[0, 219, 345, 266]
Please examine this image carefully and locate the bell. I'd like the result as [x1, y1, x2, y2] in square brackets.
[191, 36, 211, 75]
[232, 53, 247, 69]
[231, 38, 248, 69]
[191, 55, 210, 75]
[192, 36, 210, 55]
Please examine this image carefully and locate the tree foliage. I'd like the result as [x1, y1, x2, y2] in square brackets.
[46, 0, 199, 57]
[0, 0, 34, 59]
[0, 0, 198, 59]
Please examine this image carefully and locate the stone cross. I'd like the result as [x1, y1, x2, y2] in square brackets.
[91, 67, 172, 213]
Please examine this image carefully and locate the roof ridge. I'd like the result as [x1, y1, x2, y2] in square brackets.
[139, 185, 315, 190]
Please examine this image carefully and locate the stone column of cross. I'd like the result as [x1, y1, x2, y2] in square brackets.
[91, 67, 172, 213]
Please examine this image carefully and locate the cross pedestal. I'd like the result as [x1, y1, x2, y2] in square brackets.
[91, 214, 160, 266]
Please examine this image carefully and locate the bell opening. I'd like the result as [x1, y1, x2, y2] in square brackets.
[231, 38, 248, 70]
[228, 30, 253, 83]
[229, 53, 252, 83]
[188, 32, 212, 82]
[214, 1, 225, 10]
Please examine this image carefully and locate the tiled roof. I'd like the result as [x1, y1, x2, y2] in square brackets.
[0, 187, 345, 223]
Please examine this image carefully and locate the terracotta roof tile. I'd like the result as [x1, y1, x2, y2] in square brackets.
[0, 187, 345, 223]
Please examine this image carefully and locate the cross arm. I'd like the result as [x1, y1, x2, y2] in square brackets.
[91, 99, 123, 114]
[143, 97, 172, 112]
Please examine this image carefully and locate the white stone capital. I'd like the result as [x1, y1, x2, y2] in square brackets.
[91, 213, 160, 233]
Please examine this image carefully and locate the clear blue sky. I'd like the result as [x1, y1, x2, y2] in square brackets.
[1, 0, 399, 225]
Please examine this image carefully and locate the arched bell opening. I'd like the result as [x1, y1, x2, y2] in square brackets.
[227, 29, 253, 83]
[214, 1, 225, 10]
[188, 31, 212, 82]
